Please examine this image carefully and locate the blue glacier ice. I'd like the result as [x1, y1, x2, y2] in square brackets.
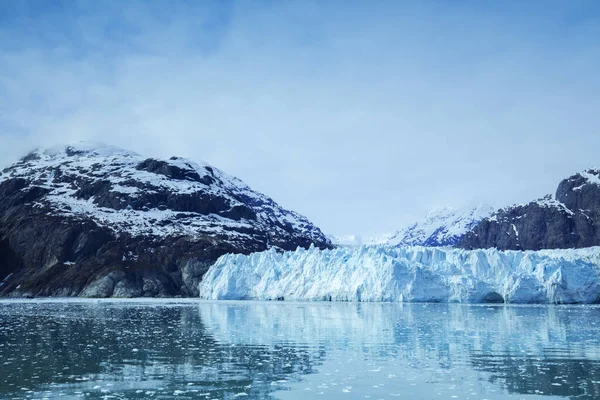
[198, 245, 600, 304]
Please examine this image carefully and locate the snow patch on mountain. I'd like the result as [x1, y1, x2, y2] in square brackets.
[386, 204, 494, 247]
[580, 169, 600, 187]
[198, 245, 600, 304]
[527, 195, 574, 215]
[558, 168, 600, 193]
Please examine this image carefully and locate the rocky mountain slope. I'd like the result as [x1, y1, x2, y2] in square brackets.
[0, 142, 330, 297]
[461, 169, 600, 250]
[386, 204, 494, 247]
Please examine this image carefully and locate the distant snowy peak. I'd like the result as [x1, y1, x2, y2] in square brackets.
[329, 233, 393, 247]
[0, 142, 330, 249]
[386, 204, 494, 247]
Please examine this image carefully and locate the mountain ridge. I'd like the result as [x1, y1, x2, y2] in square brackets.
[461, 168, 600, 250]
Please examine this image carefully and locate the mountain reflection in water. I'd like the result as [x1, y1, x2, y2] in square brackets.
[0, 300, 599, 399]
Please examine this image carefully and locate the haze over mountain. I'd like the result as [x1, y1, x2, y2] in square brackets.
[1, 1, 599, 236]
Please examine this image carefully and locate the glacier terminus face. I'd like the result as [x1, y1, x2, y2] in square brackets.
[198, 245, 600, 304]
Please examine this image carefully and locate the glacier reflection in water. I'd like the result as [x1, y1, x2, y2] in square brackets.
[0, 300, 599, 399]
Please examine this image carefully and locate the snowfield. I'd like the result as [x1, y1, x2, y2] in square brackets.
[198, 245, 600, 304]
[386, 204, 494, 247]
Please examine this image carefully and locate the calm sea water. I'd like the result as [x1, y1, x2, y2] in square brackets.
[0, 300, 599, 400]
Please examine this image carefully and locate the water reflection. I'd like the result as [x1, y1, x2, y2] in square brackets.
[0, 300, 599, 399]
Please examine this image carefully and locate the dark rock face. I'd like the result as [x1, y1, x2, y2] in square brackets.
[556, 171, 600, 219]
[461, 169, 600, 250]
[0, 143, 331, 298]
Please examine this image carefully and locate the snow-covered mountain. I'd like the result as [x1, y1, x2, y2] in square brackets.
[386, 204, 494, 247]
[0, 142, 327, 245]
[0, 142, 330, 298]
[199, 244, 600, 304]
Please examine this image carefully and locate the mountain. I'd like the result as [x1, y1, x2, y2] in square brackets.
[386, 204, 494, 247]
[0, 142, 331, 298]
[328, 233, 393, 247]
[461, 169, 600, 251]
[199, 244, 600, 304]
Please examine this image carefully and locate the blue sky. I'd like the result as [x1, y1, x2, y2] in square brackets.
[1, 0, 600, 236]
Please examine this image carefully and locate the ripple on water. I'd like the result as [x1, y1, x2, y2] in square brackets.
[0, 300, 599, 399]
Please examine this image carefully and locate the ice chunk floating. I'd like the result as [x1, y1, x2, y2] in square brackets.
[198, 245, 600, 303]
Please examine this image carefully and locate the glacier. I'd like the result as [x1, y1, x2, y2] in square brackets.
[198, 245, 600, 304]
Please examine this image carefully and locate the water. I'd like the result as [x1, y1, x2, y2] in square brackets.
[1, 300, 599, 399]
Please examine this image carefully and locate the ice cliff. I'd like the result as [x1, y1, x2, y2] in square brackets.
[198, 245, 600, 304]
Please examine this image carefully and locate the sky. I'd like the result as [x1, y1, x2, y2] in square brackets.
[1, 0, 600, 237]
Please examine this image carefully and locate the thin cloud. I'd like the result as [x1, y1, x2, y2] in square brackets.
[1, 1, 599, 236]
